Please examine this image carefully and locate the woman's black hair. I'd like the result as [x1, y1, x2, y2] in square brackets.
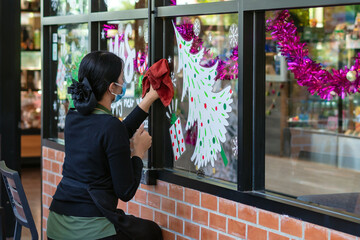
[78, 51, 124, 101]
[68, 51, 124, 115]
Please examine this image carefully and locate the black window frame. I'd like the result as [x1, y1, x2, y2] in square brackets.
[41, 0, 360, 237]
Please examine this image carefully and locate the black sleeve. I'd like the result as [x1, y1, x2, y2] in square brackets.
[103, 117, 144, 202]
[123, 106, 148, 138]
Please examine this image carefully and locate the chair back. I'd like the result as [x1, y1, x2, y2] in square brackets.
[0, 161, 38, 240]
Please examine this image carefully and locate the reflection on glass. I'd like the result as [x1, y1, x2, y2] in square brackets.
[173, 0, 230, 5]
[54, 23, 89, 139]
[49, 0, 88, 16]
[265, 5, 360, 216]
[169, 14, 238, 184]
[98, 0, 147, 11]
[100, 19, 149, 164]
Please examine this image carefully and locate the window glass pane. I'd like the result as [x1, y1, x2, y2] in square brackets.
[97, 0, 147, 11]
[99, 19, 149, 164]
[49, 0, 88, 16]
[265, 5, 360, 216]
[53, 23, 89, 139]
[173, 0, 232, 5]
[167, 14, 238, 184]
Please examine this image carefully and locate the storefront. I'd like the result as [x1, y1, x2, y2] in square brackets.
[41, 0, 360, 239]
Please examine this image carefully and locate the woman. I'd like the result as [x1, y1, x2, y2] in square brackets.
[47, 51, 163, 240]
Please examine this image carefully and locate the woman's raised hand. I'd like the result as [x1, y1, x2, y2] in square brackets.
[132, 124, 152, 159]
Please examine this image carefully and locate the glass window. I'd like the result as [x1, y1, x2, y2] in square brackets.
[96, 0, 147, 12]
[265, 5, 360, 216]
[173, 0, 232, 6]
[100, 19, 149, 163]
[166, 14, 238, 184]
[52, 23, 89, 140]
[49, 0, 88, 16]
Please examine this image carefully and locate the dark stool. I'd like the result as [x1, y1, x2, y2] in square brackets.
[0, 161, 38, 240]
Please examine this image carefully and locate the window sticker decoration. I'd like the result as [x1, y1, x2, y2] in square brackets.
[107, 23, 136, 84]
[166, 99, 186, 160]
[267, 10, 360, 100]
[173, 22, 234, 168]
[56, 58, 66, 100]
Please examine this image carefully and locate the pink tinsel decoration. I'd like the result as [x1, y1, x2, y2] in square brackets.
[176, 22, 238, 81]
[267, 10, 360, 100]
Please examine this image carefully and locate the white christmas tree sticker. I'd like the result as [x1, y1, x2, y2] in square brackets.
[173, 22, 233, 168]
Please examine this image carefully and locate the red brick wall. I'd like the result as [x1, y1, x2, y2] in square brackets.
[42, 146, 357, 240]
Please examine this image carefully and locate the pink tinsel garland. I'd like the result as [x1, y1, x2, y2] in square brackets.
[267, 10, 360, 100]
[175, 22, 238, 81]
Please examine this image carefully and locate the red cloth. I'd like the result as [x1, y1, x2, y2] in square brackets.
[142, 59, 174, 107]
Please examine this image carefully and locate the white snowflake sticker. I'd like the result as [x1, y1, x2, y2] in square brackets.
[193, 19, 201, 37]
[171, 72, 176, 87]
[168, 56, 172, 64]
[51, 0, 59, 11]
[229, 23, 238, 48]
[101, 29, 106, 39]
[208, 32, 212, 42]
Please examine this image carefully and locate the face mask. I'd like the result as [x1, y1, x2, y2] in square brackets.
[111, 82, 127, 102]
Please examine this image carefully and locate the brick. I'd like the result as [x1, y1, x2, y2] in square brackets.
[43, 230, 47, 240]
[330, 231, 357, 240]
[227, 219, 246, 238]
[177, 202, 191, 220]
[43, 207, 50, 219]
[169, 183, 183, 201]
[259, 210, 279, 230]
[162, 197, 175, 214]
[155, 211, 168, 228]
[304, 223, 328, 240]
[140, 184, 155, 191]
[280, 216, 302, 238]
[127, 201, 140, 217]
[185, 221, 200, 240]
[219, 234, 236, 240]
[247, 226, 267, 240]
[141, 206, 153, 221]
[169, 216, 183, 234]
[154, 180, 168, 196]
[43, 159, 51, 171]
[55, 175, 62, 186]
[185, 188, 200, 206]
[42, 147, 48, 158]
[42, 194, 47, 207]
[117, 200, 127, 212]
[238, 203, 256, 223]
[162, 229, 175, 240]
[201, 227, 217, 240]
[48, 149, 55, 160]
[43, 183, 56, 196]
[134, 189, 147, 204]
[219, 198, 236, 217]
[192, 207, 208, 226]
[42, 171, 48, 182]
[209, 213, 226, 232]
[148, 193, 161, 209]
[269, 232, 290, 240]
[177, 236, 190, 240]
[47, 172, 55, 184]
[43, 217, 47, 229]
[52, 162, 60, 174]
[201, 193, 217, 211]
[55, 151, 65, 163]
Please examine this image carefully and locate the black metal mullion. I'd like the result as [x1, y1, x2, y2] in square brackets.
[238, 6, 254, 191]
[252, 11, 265, 191]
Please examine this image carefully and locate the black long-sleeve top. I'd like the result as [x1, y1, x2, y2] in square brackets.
[50, 105, 148, 217]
